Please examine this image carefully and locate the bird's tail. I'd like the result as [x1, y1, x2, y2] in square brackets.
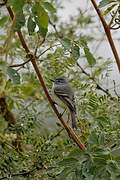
[70, 110, 77, 129]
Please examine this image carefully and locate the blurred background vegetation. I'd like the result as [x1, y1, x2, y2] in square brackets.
[0, 0, 120, 179]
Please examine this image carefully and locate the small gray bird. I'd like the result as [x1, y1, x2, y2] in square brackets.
[52, 77, 77, 129]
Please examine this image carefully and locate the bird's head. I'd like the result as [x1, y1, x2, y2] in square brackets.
[51, 77, 68, 85]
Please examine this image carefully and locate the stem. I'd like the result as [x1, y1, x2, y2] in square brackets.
[90, 0, 120, 72]
[6, 6, 85, 151]
[109, 6, 119, 27]
[113, 80, 120, 98]
[10, 59, 31, 68]
[37, 44, 60, 58]
[77, 63, 111, 96]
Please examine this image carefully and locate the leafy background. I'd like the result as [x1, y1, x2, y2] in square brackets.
[0, 0, 120, 179]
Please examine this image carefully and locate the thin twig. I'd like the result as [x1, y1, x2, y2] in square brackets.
[34, 38, 45, 56]
[10, 44, 60, 68]
[37, 44, 60, 58]
[113, 80, 120, 98]
[90, 0, 120, 72]
[9, 59, 31, 68]
[77, 62, 111, 96]
[49, 20, 63, 39]
[109, 6, 119, 27]
[49, 128, 64, 141]
[6, 6, 85, 151]
[110, 25, 120, 30]
[0, 0, 7, 7]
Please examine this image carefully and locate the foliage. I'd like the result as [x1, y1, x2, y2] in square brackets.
[0, 0, 120, 179]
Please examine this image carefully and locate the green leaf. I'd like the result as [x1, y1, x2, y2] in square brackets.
[79, 36, 96, 65]
[83, 46, 96, 66]
[9, 0, 25, 12]
[111, 147, 120, 157]
[0, 61, 7, 91]
[61, 39, 80, 60]
[98, 116, 110, 126]
[99, 0, 117, 8]
[14, 11, 25, 31]
[0, 61, 7, 72]
[20, 83, 35, 97]
[27, 16, 36, 35]
[42, 2, 56, 13]
[103, 4, 116, 16]
[98, 133, 105, 145]
[107, 160, 120, 175]
[71, 45, 80, 60]
[0, 16, 8, 27]
[72, 171, 81, 180]
[88, 131, 99, 145]
[68, 148, 83, 158]
[58, 158, 78, 167]
[7, 67, 20, 84]
[32, 3, 49, 37]
[61, 38, 71, 50]
[59, 167, 73, 180]
[92, 68, 102, 77]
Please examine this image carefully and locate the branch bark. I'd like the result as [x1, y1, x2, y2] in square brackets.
[6, 6, 85, 151]
[90, 0, 120, 72]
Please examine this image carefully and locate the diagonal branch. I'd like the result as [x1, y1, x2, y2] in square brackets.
[90, 0, 120, 72]
[6, 6, 85, 151]
[77, 63, 111, 96]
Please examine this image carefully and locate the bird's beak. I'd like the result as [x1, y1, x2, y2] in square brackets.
[50, 79, 55, 82]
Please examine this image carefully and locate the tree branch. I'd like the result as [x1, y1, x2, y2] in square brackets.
[77, 63, 111, 96]
[37, 44, 60, 58]
[9, 59, 31, 68]
[90, 0, 120, 72]
[10, 44, 60, 68]
[6, 6, 85, 151]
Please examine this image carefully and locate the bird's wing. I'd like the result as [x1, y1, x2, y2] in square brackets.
[54, 84, 76, 111]
[55, 93, 75, 112]
[54, 84, 73, 95]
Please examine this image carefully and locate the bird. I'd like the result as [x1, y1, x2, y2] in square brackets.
[52, 77, 77, 129]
